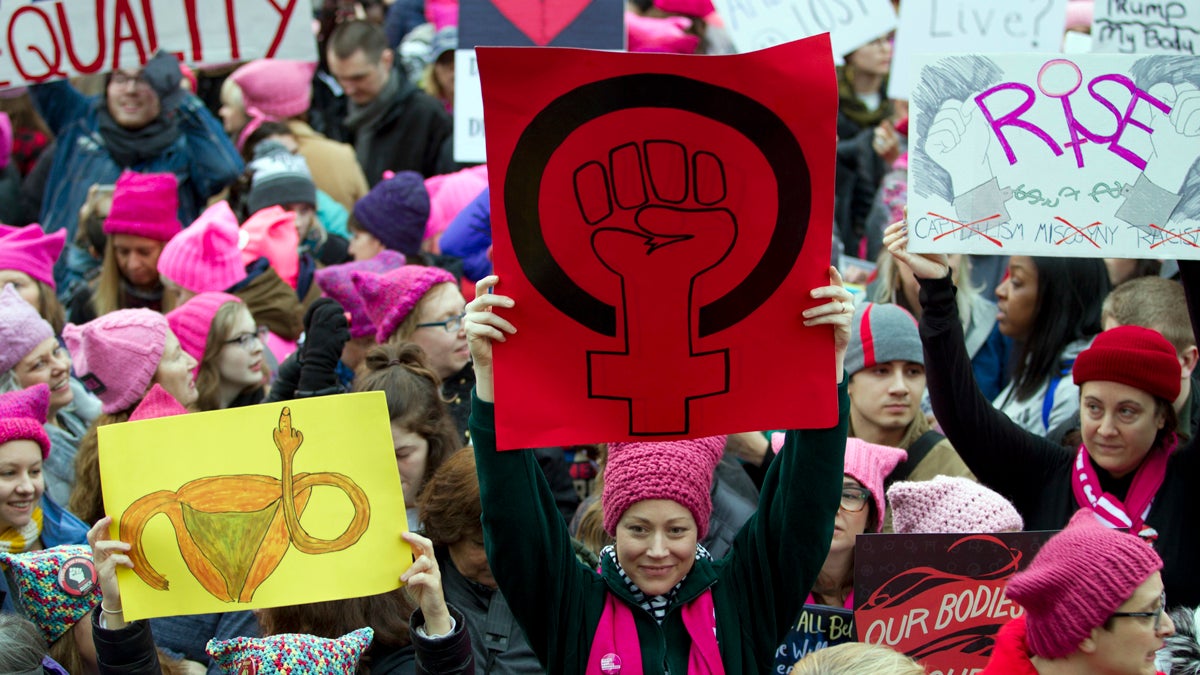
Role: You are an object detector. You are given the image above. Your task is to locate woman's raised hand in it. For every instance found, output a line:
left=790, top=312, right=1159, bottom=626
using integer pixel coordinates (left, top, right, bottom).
left=803, top=266, right=856, bottom=382
left=88, top=516, right=133, bottom=630
left=883, top=217, right=951, bottom=280
left=464, top=275, right=516, bottom=403
left=400, top=531, right=453, bottom=637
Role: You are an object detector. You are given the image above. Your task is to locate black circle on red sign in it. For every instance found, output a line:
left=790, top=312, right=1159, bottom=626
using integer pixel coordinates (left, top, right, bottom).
left=505, top=73, right=812, bottom=338
left=57, top=556, right=97, bottom=597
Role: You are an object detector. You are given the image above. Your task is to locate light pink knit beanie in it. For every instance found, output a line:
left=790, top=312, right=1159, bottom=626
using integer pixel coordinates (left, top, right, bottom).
left=843, top=438, right=907, bottom=532
left=887, top=476, right=1024, bottom=534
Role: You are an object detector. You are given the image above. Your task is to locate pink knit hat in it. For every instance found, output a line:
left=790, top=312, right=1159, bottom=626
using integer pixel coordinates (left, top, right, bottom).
left=424, top=165, right=488, bottom=243
left=157, top=201, right=247, bottom=295
left=103, top=171, right=182, bottom=242
left=0, top=383, right=51, bottom=458
left=62, top=309, right=168, bottom=414
left=1006, top=509, right=1163, bottom=659
left=351, top=266, right=455, bottom=344
left=240, top=206, right=300, bottom=289
left=314, top=251, right=406, bottom=340
left=0, top=112, right=11, bottom=171
left=627, top=12, right=701, bottom=54
left=130, top=383, right=190, bottom=422
left=166, top=292, right=244, bottom=363
left=602, top=435, right=726, bottom=539
left=229, top=59, right=317, bottom=150
left=843, top=438, right=907, bottom=532
left=0, top=284, right=55, bottom=375
left=0, top=223, right=67, bottom=288
left=654, top=0, right=715, bottom=17
left=887, top=476, right=1024, bottom=534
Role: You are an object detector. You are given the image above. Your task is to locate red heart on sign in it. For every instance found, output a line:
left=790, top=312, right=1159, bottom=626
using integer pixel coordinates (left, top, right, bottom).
left=490, top=0, right=591, bottom=46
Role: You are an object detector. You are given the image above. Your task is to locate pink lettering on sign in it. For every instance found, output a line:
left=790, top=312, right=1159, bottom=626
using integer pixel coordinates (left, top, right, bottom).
left=974, top=59, right=1173, bottom=171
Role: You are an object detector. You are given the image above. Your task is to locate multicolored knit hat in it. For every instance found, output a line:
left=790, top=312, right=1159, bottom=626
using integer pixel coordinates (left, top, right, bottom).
left=62, top=309, right=168, bottom=414
left=842, top=438, right=907, bottom=532
left=351, top=266, right=455, bottom=344
left=351, top=171, right=430, bottom=257
left=0, top=223, right=67, bottom=289
left=0, top=283, right=55, bottom=375
left=0, top=545, right=101, bottom=643
left=166, top=292, right=244, bottom=363
left=1074, top=325, right=1181, bottom=403
left=0, top=383, right=51, bottom=459
left=602, top=435, right=727, bottom=539
left=887, top=475, right=1024, bottom=534
left=313, top=251, right=406, bottom=340
left=1005, top=509, right=1163, bottom=659
left=206, top=627, right=374, bottom=674
left=130, top=383, right=190, bottom=422
left=157, top=201, right=247, bottom=295
left=103, top=171, right=182, bottom=242
left=845, top=302, right=922, bottom=377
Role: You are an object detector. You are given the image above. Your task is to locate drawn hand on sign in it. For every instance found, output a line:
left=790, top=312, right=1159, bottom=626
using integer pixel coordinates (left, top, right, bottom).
left=574, top=141, right=736, bottom=435
left=1142, top=82, right=1200, bottom=193
left=927, top=99, right=1013, bottom=231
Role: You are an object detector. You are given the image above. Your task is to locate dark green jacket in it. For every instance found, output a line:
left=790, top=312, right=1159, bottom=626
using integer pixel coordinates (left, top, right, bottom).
left=470, top=382, right=849, bottom=675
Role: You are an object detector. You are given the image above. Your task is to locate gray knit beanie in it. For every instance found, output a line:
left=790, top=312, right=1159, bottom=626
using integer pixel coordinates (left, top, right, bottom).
left=844, top=302, right=923, bottom=377
left=247, top=140, right=316, bottom=214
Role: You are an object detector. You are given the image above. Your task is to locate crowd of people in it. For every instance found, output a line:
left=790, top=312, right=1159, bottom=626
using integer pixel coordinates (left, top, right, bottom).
left=0, top=0, right=1195, bottom=674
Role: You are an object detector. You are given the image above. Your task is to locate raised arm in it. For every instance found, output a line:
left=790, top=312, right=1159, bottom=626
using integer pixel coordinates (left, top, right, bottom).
left=29, top=80, right=92, bottom=136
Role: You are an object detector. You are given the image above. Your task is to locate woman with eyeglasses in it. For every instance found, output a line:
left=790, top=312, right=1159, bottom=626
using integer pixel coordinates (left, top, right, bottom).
left=166, top=292, right=268, bottom=411
left=982, top=509, right=1173, bottom=674
left=808, top=438, right=907, bottom=610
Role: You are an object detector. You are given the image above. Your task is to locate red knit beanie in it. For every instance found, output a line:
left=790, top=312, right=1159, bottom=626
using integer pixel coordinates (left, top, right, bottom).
left=1074, top=326, right=1181, bottom=402
left=602, top=436, right=726, bottom=539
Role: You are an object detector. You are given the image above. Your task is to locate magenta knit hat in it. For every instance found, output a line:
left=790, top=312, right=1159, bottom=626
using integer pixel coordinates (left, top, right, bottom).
left=843, top=438, right=907, bottom=532
left=351, top=266, right=455, bottom=344
left=1006, top=509, right=1163, bottom=659
left=0, top=223, right=67, bottom=289
left=1074, top=325, right=1181, bottom=403
left=103, top=171, right=182, bottom=242
left=0, top=383, right=51, bottom=459
left=0, top=111, right=11, bottom=170
left=887, top=476, right=1024, bottom=534
left=314, top=251, right=406, bottom=339
left=62, top=309, right=168, bottom=414
left=602, top=435, right=727, bottom=539
left=352, top=171, right=431, bottom=257
left=424, top=165, right=487, bottom=242
left=207, top=627, right=373, bottom=674
left=229, top=59, right=318, bottom=150
left=654, top=0, right=715, bottom=17
left=627, top=11, right=701, bottom=54
left=130, top=383, right=190, bottom=422
left=166, top=292, right=244, bottom=363
left=240, top=206, right=300, bottom=289
left=158, top=201, right=247, bottom=295
left=0, top=284, right=55, bottom=375
left=0, top=545, right=101, bottom=643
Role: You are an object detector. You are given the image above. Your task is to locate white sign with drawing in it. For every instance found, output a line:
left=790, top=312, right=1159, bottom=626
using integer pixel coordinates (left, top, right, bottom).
left=907, top=54, right=1200, bottom=259
left=711, top=0, right=896, bottom=61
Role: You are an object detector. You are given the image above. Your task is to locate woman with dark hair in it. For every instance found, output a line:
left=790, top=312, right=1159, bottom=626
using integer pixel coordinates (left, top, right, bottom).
left=885, top=220, right=1200, bottom=608
left=353, top=342, right=461, bottom=530
left=991, top=255, right=1111, bottom=435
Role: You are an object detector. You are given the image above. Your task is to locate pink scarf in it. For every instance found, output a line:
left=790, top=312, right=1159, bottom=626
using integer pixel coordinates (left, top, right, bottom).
left=1071, top=438, right=1173, bottom=541
left=586, top=590, right=724, bottom=675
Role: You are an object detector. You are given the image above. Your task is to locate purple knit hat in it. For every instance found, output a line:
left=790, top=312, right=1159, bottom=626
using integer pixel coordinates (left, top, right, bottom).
left=351, top=171, right=431, bottom=257
left=166, top=292, right=245, bottom=363
left=130, top=383, right=190, bottom=422
left=314, top=251, right=406, bottom=339
left=0, top=223, right=67, bottom=289
left=1006, top=509, right=1163, bottom=658
left=351, top=266, right=455, bottom=344
left=0, top=545, right=101, bottom=643
left=887, top=476, right=1024, bottom=534
left=843, top=438, right=907, bottom=532
left=0, top=284, right=55, bottom=375
left=207, top=627, right=374, bottom=674
left=0, top=383, right=51, bottom=459
left=157, top=201, right=247, bottom=295
left=62, top=309, right=169, bottom=414
left=602, top=435, right=727, bottom=539
left=103, top=171, right=182, bottom=242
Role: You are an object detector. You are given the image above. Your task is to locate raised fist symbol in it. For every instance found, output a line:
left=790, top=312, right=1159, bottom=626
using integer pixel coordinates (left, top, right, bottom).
left=574, top=141, right=736, bottom=435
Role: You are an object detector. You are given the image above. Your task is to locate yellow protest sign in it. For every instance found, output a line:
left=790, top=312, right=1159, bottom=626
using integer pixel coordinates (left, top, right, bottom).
left=98, top=391, right=407, bottom=621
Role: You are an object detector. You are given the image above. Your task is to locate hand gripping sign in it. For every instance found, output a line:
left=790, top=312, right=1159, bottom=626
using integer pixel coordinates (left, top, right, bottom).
left=478, top=36, right=839, bottom=448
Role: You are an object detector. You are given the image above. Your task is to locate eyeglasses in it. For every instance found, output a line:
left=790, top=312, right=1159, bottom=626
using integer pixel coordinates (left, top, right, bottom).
left=110, top=72, right=150, bottom=90
left=224, top=326, right=269, bottom=350
left=1110, top=592, right=1168, bottom=632
left=416, top=312, right=465, bottom=334
left=840, top=486, right=872, bottom=513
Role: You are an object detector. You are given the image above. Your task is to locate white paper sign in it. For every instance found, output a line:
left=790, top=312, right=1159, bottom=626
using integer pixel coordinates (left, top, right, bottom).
left=0, top=0, right=316, bottom=89
left=1093, top=1, right=1198, bottom=55
left=711, top=0, right=896, bottom=60
left=888, top=0, right=1068, bottom=99
left=907, top=53, right=1200, bottom=259
left=453, top=49, right=486, bottom=164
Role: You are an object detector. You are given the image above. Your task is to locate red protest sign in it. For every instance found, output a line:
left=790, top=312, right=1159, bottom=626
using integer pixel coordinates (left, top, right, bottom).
left=478, top=36, right=838, bottom=449
left=854, top=532, right=1054, bottom=673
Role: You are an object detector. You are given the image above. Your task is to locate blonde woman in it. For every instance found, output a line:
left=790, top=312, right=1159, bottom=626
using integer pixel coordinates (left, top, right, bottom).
left=791, top=643, right=924, bottom=675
